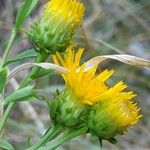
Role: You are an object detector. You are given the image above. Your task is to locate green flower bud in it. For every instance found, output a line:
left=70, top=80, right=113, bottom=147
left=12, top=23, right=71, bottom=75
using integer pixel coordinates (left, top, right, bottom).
left=29, top=0, right=85, bottom=54
left=50, top=90, right=87, bottom=128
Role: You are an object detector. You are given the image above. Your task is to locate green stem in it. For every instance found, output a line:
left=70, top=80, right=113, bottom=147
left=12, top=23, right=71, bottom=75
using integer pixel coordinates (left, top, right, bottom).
left=0, top=53, right=49, bottom=135
left=45, top=126, right=88, bottom=150
left=1, top=28, right=16, bottom=68
left=26, top=125, right=62, bottom=150
left=42, top=125, right=62, bottom=145
left=0, top=103, right=14, bottom=136
left=0, top=28, right=16, bottom=135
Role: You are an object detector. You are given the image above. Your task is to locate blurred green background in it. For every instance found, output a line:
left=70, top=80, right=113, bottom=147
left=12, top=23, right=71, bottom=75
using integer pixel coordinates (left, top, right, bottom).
left=0, top=0, right=150, bottom=149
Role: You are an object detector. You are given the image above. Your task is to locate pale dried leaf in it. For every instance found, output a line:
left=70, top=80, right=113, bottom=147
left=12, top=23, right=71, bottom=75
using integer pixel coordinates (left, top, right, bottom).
left=35, top=63, right=69, bottom=73
left=8, top=63, right=69, bottom=81
left=84, top=54, right=150, bottom=71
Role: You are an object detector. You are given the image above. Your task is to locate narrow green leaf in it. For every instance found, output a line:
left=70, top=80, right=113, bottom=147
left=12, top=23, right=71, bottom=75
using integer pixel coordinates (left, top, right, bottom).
left=49, top=100, right=58, bottom=120
left=31, top=69, right=53, bottom=79
left=4, top=49, right=37, bottom=66
left=4, top=86, right=37, bottom=105
left=0, top=68, right=7, bottom=93
left=0, top=140, right=14, bottom=150
left=15, top=0, right=38, bottom=31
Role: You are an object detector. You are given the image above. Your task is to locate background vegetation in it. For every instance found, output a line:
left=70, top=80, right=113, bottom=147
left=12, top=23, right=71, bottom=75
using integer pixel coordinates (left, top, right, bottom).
left=0, top=0, right=149, bottom=149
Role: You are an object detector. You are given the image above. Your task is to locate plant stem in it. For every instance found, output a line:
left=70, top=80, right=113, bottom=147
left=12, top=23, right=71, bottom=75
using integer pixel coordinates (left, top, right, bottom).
left=26, top=125, right=62, bottom=150
left=1, top=28, right=16, bottom=68
left=0, top=103, right=14, bottom=136
left=0, top=53, right=49, bottom=135
left=0, top=28, right=16, bottom=135
left=45, top=126, right=88, bottom=150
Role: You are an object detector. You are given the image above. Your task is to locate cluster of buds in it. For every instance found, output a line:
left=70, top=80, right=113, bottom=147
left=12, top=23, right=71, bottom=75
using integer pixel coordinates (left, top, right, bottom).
left=29, top=0, right=141, bottom=144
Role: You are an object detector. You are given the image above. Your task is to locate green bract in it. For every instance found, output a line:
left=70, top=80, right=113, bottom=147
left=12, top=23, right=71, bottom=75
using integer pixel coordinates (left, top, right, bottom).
left=87, top=103, right=120, bottom=140
left=30, top=16, right=73, bottom=54
left=50, top=90, right=88, bottom=128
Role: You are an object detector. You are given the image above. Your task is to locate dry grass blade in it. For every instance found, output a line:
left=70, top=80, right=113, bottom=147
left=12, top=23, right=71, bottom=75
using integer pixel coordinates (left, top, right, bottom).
left=84, top=54, right=150, bottom=71
left=8, top=63, right=69, bottom=81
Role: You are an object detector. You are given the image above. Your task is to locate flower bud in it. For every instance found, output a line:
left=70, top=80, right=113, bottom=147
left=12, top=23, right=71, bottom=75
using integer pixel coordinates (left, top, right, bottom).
left=50, top=90, right=87, bottom=128
left=29, top=0, right=85, bottom=54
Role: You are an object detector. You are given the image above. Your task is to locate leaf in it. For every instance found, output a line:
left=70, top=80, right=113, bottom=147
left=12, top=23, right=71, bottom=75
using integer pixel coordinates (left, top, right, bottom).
left=4, top=49, right=37, bottom=66
left=49, top=100, right=58, bottom=119
left=4, top=86, right=37, bottom=105
left=0, top=140, right=14, bottom=150
left=0, top=68, right=7, bottom=93
left=15, top=0, right=38, bottom=31
left=7, top=63, right=69, bottom=81
left=84, top=54, right=150, bottom=71
left=31, top=69, right=53, bottom=79
left=36, top=63, right=69, bottom=73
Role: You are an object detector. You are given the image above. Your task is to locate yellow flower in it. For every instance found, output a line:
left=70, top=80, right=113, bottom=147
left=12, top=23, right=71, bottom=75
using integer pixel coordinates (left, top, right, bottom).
left=30, top=0, right=85, bottom=54
left=53, top=47, right=114, bottom=105
left=44, top=0, right=84, bottom=27
left=53, top=47, right=141, bottom=135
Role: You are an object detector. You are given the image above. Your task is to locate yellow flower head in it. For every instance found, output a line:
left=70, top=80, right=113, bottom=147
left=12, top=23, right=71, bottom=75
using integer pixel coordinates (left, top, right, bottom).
left=53, top=47, right=141, bottom=136
left=44, top=0, right=85, bottom=27
left=53, top=47, right=114, bottom=105
left=30, top=0, right=85, bottom=54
